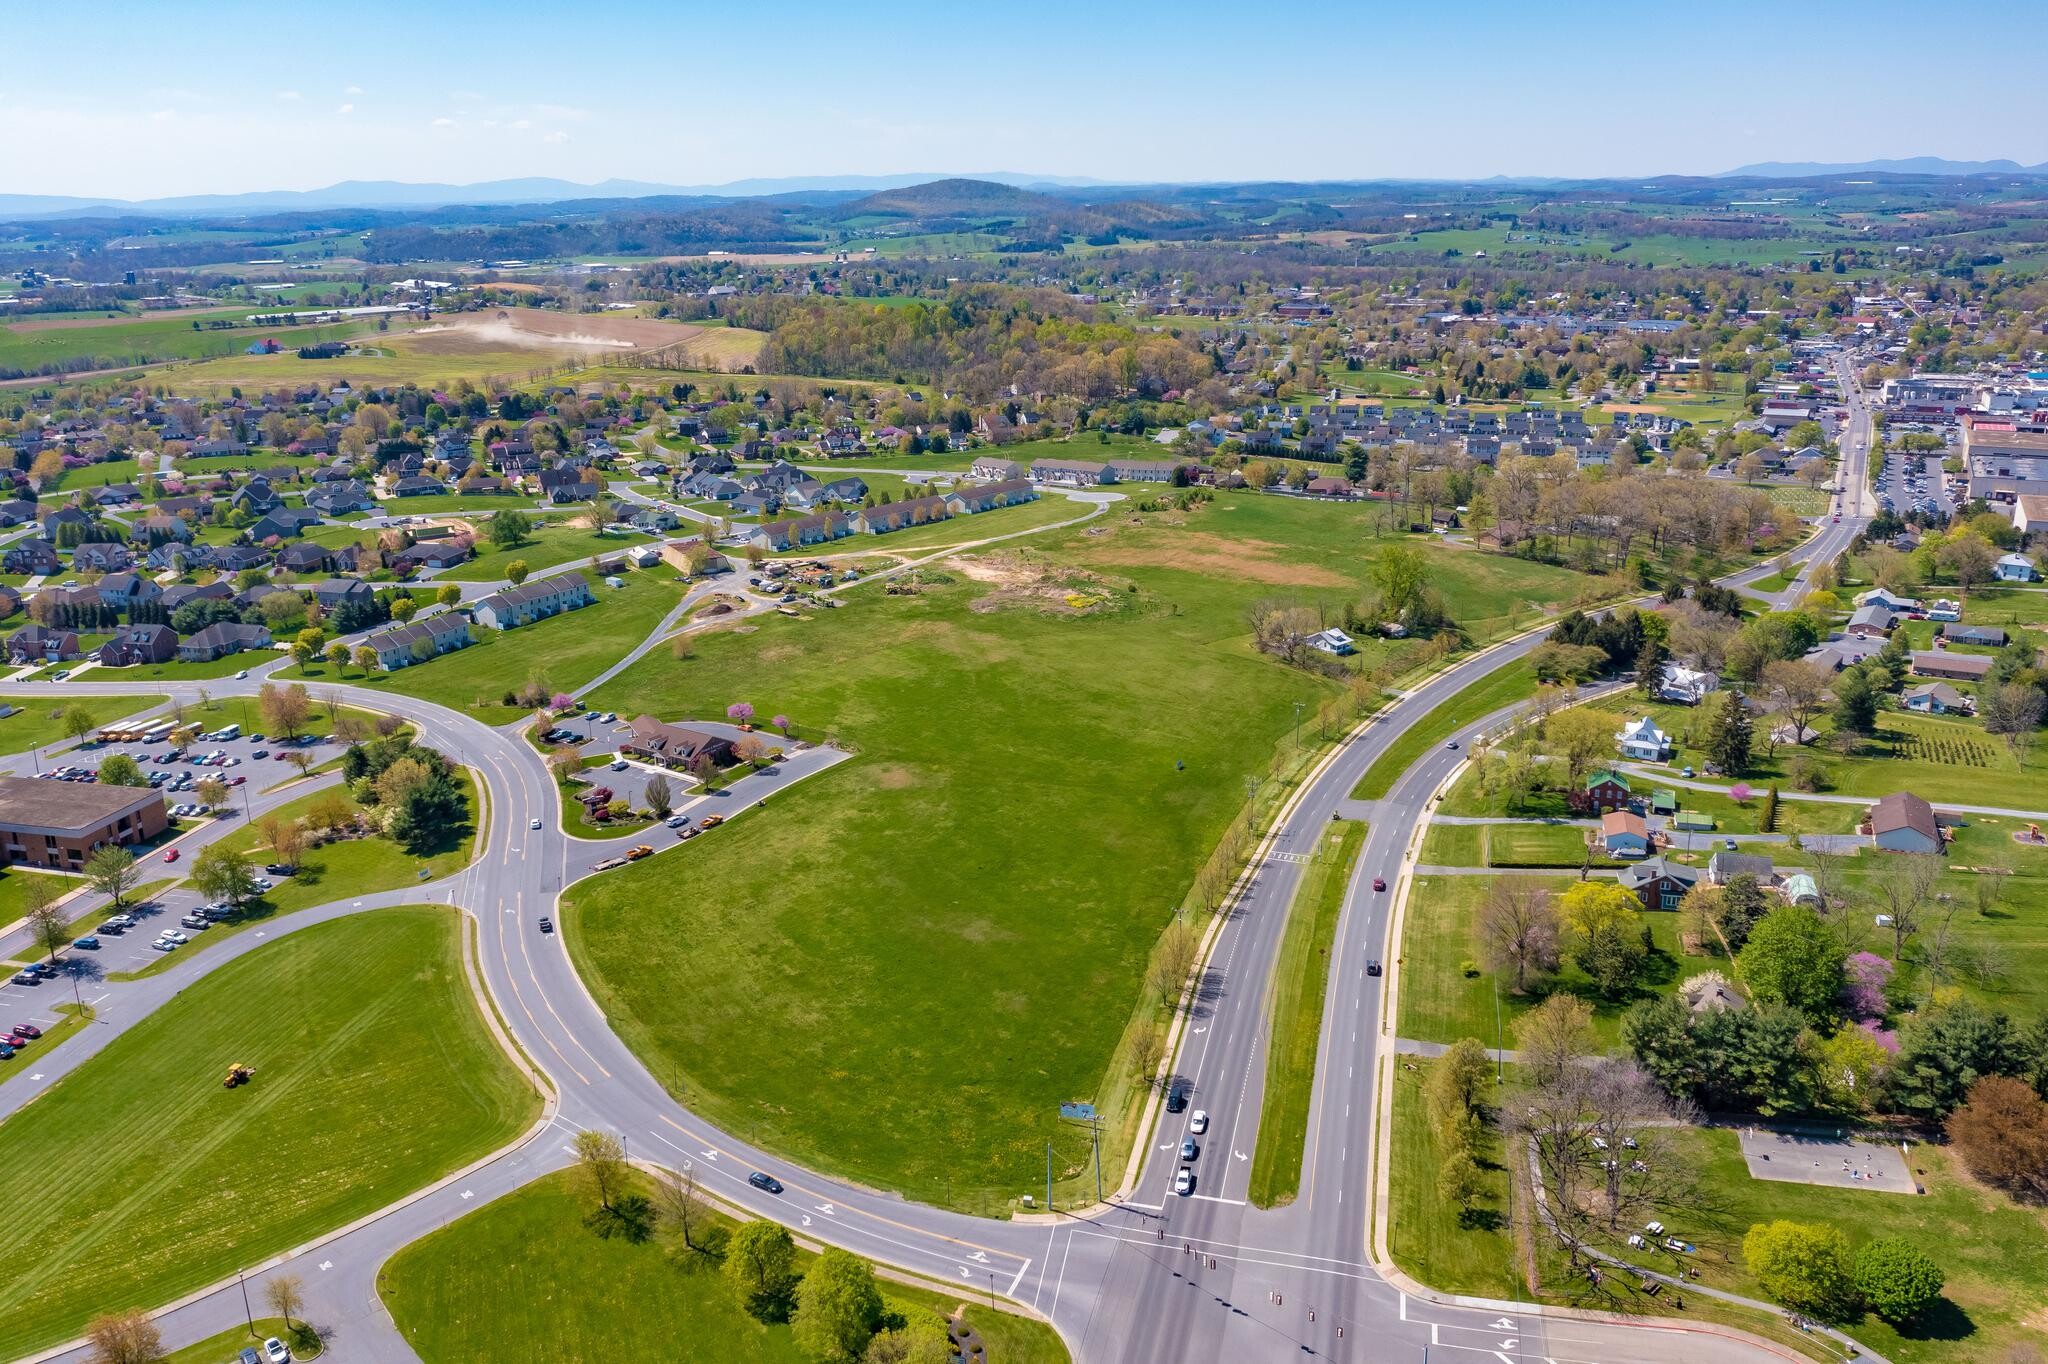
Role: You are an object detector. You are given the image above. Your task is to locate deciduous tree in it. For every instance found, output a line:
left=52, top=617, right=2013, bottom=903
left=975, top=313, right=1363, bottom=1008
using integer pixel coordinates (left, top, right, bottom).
left=724, top=1219, right=797, bottom=1320
left=791, top=1247, right=885, bottom=1363
left=1478, top=880, right=1559, bottom=994
left=1743, top=1220, right=1856, bottom=1321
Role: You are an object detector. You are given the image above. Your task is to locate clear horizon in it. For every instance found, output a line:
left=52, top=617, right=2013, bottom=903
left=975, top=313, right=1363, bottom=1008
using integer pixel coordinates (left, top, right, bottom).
left=3, top=0, right=2044, bottom=200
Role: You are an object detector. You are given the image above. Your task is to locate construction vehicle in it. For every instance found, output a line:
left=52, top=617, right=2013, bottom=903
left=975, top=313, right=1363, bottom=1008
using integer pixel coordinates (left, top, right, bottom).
left=223, top=1063, right=255, bottom=1089
left=626, top=845, right=654, bottom=861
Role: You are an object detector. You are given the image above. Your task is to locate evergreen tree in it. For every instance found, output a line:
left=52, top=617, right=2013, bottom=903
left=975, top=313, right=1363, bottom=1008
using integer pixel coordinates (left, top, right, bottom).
left=1634, top=637, right=1670, bottom=698
left=1706, top=691, right=1753, bottom=775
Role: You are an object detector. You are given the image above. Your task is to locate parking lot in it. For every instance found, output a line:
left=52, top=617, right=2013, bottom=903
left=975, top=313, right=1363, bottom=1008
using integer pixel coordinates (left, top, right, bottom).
left=1873, top=446, right=1956, bottom=522
left=5, top=727, right=342, bottom=813
left=537, top=712, right=789, bottom=835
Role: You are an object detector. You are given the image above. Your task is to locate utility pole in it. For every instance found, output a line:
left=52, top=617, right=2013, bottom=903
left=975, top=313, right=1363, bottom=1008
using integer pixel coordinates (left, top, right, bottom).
left=1046, top=1141, right=1052, bottom=1216
left=237, top=1268, right=254, bottom=1334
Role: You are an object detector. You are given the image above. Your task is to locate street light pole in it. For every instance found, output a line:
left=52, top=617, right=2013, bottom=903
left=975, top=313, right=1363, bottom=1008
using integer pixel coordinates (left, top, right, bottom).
left=237, top=1268, right=255, bottom=1334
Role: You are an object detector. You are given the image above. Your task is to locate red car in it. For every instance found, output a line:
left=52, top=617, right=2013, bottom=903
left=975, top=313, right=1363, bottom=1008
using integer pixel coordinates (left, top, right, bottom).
left=1373, top=877, right=1387, bottom=892
left=227, top=776, right=246, bottom=787
left=162, top=849, right=180, bottom=863
left=10, top=1024, right=41, bottom=1040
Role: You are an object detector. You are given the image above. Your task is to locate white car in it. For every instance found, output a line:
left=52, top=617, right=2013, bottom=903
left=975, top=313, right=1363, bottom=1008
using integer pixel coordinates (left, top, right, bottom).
left=1174, top=1166, right=1194, bottom=1197
left=1189, top=1110, right=1208, bottom=1135
left=235, top=670, right=249, bottom=680
left=159, top=928, right=189, bottom=943
left=151, top=938, right=179, bottom=952
left=530, top=817, right=542, bottom=830
left=263, top=1338, right=290, bottom=1364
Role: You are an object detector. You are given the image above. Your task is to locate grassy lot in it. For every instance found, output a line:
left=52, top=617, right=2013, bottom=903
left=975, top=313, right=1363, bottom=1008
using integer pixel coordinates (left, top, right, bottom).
left=1249, top=819, right=1365, bottom=1208
left=1398, top=874, right=1690, bottom=1048
left=0, top=908, right=536, bottom=1358
left=443, top=525, right=657, bottom=582
left=797, top=495, right=1084, bottom=557
left=1435, top=758, right=1863, bottom=838
left=1419, top=821, right=1487, bottom=866
left=1484, top=821, right=1615, bottom=868
left=281, top=572, right=682, bottom=720
left=1388, top=1058, right=1522, bottom=1299
left=91, top=650, right=286, bottom=683
left=0, top=313, right=356, bottom=376
left=1754, top=483, right=1831, bottom=517
left=0, top=693, right=168, bottom=754
left=1353, top=662, right=1538, bottom=799
left=380, top=1169, right=1068, bottom=1364
left=0, top=866, right=74, bottom=929
left=109, top=772, right=477, bottom=980
left=1644, top=1126, right=2048, bottom=1364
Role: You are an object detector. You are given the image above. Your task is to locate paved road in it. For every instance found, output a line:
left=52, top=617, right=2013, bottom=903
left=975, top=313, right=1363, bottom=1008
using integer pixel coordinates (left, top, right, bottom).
left=0, top=445, right=1878, bottom=1363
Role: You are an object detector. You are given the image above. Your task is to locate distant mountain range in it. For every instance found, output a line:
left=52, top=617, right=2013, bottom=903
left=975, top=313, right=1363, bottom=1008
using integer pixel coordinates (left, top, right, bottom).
left=0, top=173, right=1113, bottom=220
left=1721, top=156, right=2048, bottom=178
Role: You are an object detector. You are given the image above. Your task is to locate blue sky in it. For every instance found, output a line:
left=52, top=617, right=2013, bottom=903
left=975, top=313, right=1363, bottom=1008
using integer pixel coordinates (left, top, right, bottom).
left=7, top=0, right=2047, bottom=199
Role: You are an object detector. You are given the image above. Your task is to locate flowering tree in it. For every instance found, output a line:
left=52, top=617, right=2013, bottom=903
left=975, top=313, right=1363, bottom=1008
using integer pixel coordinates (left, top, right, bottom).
left=1841, top=952, right=1893, bottom=1021
left=772, top=714, right=792, bottom=736
left=551, top=692, right=576, bottom=713
left=727, top=702, right=755, bottom=727
left=1856, top=1019, right=1900, bottom=1053
left=1730, top=782, right=1753, bottom=803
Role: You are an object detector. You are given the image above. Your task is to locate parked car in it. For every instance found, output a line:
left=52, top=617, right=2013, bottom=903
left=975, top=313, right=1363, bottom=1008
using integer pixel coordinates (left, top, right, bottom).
left=72, top=935, right=100, bottom=950
left=10, top=969, right=37, bottom=986
left=11, top=1024, right=42, bottom=1040
left=251, top=750, right=268, bottom=760
left=263, top=1338, right=290, bottom=1364
left=748, top=1171, right=784, bottom=1195
left=151, top=938, right=178, bottom=952
left=159, top=928, right=189, bottom=943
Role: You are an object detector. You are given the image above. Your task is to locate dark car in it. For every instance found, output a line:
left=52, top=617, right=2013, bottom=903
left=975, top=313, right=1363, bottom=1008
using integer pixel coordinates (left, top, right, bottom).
left=1373, top=877, right=1386, bottom=892
left=251, top=750, right=268, bottom=760
left=748, top=1171, right=784, bottom=1195
left=539, top=917, right=554, bottom=934
left=11, top=1024, right=41, bottom=1040
left=1367, top=960, right=1382, bottom=977
left=1165, top=1084, right=1188, bottom=1114
left=71, top=935, right=100, bottom=950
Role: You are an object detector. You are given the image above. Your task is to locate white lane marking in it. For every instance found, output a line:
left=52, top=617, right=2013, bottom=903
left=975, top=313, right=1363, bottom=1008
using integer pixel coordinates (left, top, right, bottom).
left=460, top=1190, right=474, bottom=1200
left=1188, top=1193, right=1247, bottom=1206
left=318, top=1260, right=333, bottom=1271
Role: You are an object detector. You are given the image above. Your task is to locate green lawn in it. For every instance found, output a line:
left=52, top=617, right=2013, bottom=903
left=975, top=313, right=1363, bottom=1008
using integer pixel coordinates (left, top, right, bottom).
left=1398, top=874, right=1691, bottom=1048
left=0, top=313, right=357, bottom=376
left=444, top=525, right=659, bottom=582
left=281, top=572, right=684, bottom=720
left=1388, top=1059, right=1521, bottom=1299
left=0, top=693, right=168, bottom=755
left=110, top=772, right=477, bottom=980
left=91, top=650, right=285, bottom=683
left=0, top=909, right=536, bottom=1358
left=1248, top=820, right=1365, bottom=1208
left=1353, top=662, right=1538, bottom=800
left=380, top=1169, right=1069, bottom=1364
left=0, top=866, right=74, bottom=931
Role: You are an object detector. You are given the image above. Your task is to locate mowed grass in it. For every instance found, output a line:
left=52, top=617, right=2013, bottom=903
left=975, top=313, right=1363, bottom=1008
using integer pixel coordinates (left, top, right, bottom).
left=1398, top=874, right=1688, bottom=1049
left=0, top=693, right=168, bottom=755
left=0, top=313, right=357, bottom=376
left=282, top=572, right=683, bottom=719
left=112, top=773, right=478, bottom=980
left=444, top=525, right=658, bottom=582
left=379, top=1169, right=1069, bottom=1364
left=0, top=908, right=537, bottom=1357
left=1388, top=1059, right=1521, bottom=1299
left=1248, top=819, right=1365, bottom=1208
left=1352, top=662, right=1537, bottom=800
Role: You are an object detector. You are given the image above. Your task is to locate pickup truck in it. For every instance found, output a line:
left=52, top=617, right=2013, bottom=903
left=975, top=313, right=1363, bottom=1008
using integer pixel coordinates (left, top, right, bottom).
left=626, top=845, right=655, bottom=861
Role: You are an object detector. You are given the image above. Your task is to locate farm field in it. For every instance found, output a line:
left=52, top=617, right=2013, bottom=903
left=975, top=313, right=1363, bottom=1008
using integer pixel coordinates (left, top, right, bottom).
left=0, top=908, right=536, bottom=1358
left=0, top=312, right=357, bottom=378
left=379, top=1169, right=1069, bottom=1364
left=564, top=497, right=1599, bottom=1209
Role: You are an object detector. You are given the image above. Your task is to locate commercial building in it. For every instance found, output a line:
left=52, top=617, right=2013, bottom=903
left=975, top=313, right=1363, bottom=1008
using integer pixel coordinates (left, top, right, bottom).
left=0, top=776, right=168, bottom=868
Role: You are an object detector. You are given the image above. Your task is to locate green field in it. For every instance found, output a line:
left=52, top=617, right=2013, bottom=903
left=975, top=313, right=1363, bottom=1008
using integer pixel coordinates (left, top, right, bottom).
left=1387, top=1059, right=1522, bottom=1299
left=1248, top=819, right=1365, bottom=1208
left=0, top=909, right=536, bottom=1357
left=283, top=571, right=683, bottom=719
left=1397, top=874, right=1688, bottom=1048
left=0, top=313, right=358, bottom=377
left=444, top=525, right=659, bottom=582
left=380, top=1168, right=1067, bottom=1364
left=0, top=694, right=167, bottom=755
left=791, top=493, right=1083, bottom=557
left=563, top=495, right=1605, bottom=1209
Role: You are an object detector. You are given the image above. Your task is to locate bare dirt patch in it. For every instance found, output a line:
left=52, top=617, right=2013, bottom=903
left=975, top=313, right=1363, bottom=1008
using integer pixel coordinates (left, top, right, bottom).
left=403, top=308, right=716, bottom=356
left=873, top=764, right=917, bottom=789
left=1074, top=531, right=1350, bottom=588
left=956, top=550, right=1125, bottom=616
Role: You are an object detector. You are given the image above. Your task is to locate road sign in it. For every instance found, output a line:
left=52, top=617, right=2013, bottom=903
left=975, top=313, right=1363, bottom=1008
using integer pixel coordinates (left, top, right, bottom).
left=1059, top=1102, right=1096, bottom=1121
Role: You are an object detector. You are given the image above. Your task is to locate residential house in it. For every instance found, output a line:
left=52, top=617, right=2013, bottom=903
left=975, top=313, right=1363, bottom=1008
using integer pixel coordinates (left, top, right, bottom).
left=1910, top=651, right=1994, bottom=682
left=630, top=505, right=680, bottom=533
left=395, top=540, right=472, bottom=572
left=386, top=474, right=446, bottom=499
left=1941, top=623, right=2007, bottom=648
left=620, top=714, right=736, bottom=770
left=1925, top=598, right=1962, bottom=622
left=1105, top=458, right=1181, bottom=483
left=1305, top=476, right=1357, bottom=498
left=1615, top=716, right=1673, bottom=762
left=1844, top=604, right=1896, bottom=639
left=537, top=468, right=600, bottom=503
left=1868, top=791, right=1943, bottom=854
left=275, top=543, right=334, bottom=575
left=944, top=479, right=1039, bottom=516
left=6, top=625, right=79, bottom=664
left=1029, top=458, right=1112, bottom=487
left=177, top=621, right=272, bottom=662
left=249, top=507, right=323, bottom=541
left=470, top=575, right=596, bottom=631
left=854, top=495, right=951, bottom=536
left=2, top=541, right=59, bottom=576
left=210, top=545, right=272, bottom=574
left=1602, top=811, right=1651, bottom=859
left=363, top=613, right=472, bottom=670
left=1574, top=769, right=1633, bottom=815
left=1857, top=587, right=1919, bottom=613
left=1706, top=851, right=1774, bottom=886
left=71, top=542, right=132, bottom=574
left=1997, top=553, right=2038, bottom=582
left=95, top=572, right=161, bottom=611
left=969, top=456, right=1023, bottom=482
left=745, top=511, right=853, bottom=553
left=305, top=481, right=374, bottom=516
left=313, top=578, right=375, bottom=611
left=1903, top=681, right=1972, bottom=715
left=97, top=623, right=177, bottom=667
left=1307, top=627, right=1356, bottom=656
left=1655, top=663, right=1718, bottom=705
left=1619, top=857, right=1700, bottom=911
